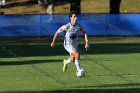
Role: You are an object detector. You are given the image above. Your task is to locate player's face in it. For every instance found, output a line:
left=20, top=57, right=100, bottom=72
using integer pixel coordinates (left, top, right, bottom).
left=70, top=13, right=77, bottom=25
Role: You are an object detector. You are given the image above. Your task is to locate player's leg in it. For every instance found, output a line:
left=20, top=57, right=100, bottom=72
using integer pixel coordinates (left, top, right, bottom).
left=63, top=53, right=75, bottom=72
left=63, top=47, right=73, bottom=72
left=63, top=58, right=70, bottom=72
left=71, top=50, right=81, bottom=70
left=70, top=53, right=75, bottom=62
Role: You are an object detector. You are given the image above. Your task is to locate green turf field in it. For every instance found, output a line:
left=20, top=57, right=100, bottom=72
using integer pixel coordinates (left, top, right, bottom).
left=0, top=37, right=140, bottom=93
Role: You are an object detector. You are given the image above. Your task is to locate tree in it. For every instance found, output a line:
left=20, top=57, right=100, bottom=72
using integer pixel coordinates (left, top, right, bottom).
left=110, top=0, right=121, bottom=14
left=70, top=0, right=81, bottom=14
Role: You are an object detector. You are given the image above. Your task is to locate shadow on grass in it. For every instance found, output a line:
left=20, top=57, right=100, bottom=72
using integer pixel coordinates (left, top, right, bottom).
left=0, top=42, right=140, bottom=58
left=85, top=43, right=140, bottom=55
left=0, top=59, right=61, bottom=66
left=2, top=88, right=140, bottom=93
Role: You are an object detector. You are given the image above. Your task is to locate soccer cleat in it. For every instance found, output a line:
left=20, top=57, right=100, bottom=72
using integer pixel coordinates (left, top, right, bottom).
left=63, top=59, right=67, bottom=72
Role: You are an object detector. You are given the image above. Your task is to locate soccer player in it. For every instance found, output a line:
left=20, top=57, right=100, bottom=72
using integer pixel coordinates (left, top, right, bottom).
left=51, top=11, right=89, bottom=72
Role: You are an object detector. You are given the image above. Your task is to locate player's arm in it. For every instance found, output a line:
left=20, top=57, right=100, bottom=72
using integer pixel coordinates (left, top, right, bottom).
left=80, top=29, right=89, bottom=50
left=51, top=31, right=59, bottom=47
left=51, top=26, right=66, bottom=48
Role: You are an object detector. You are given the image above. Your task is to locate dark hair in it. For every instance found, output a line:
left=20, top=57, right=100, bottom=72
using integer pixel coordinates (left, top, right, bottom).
left=69, top=11, right=78, bottom=18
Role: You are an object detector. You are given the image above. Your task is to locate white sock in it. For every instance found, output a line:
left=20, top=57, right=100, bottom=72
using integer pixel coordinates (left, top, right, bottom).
left=65, top=58, right=71, bottom=65
left=75, top=60, right=81, bottom=70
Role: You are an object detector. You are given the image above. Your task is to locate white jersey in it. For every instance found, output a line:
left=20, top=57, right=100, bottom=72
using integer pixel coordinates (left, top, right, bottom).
left=57, top=22, right=83, bottom=53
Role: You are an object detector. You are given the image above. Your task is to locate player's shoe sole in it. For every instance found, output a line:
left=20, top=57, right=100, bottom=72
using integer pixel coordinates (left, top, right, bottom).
left=63, top=59, right=67, bottom=72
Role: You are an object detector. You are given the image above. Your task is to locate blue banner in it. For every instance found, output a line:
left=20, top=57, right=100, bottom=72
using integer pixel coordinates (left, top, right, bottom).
left=0, top=14, right=140, bottom=37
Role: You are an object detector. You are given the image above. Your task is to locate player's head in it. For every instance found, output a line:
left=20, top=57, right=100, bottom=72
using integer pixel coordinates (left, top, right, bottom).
left=69, top=11, right=78, bottom=25
left=69, top=11, right=78, bottom=18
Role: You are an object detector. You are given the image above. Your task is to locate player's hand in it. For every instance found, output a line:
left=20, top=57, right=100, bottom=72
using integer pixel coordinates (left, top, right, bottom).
left=51, top=42, right=55, bottom=48
left=85, top=43, right=89, bottom=51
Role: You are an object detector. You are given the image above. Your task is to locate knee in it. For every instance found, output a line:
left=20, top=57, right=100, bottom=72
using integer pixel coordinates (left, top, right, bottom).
left=71, top=51, right=80, bottom=61
left=71, top=54, right=75, bottom=62
left=71, top=58, right=75, bottom=62
left=75, top=52, right=79, bottom=58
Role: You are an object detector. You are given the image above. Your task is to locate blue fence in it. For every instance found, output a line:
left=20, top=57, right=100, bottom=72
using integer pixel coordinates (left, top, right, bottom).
left=0, top=14, right=140, bottom=37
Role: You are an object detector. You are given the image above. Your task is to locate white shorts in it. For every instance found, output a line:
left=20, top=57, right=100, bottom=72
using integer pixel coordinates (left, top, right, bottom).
left=64, top=45, right=78, bottom=55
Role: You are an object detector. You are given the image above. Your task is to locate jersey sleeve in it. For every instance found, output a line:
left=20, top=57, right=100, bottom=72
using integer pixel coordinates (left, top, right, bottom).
left=57, top=23, right=70, bottom=33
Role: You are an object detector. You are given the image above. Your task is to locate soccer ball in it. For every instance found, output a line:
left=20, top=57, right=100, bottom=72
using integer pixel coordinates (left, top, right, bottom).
left=76, top=68, right=85, bottom=77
